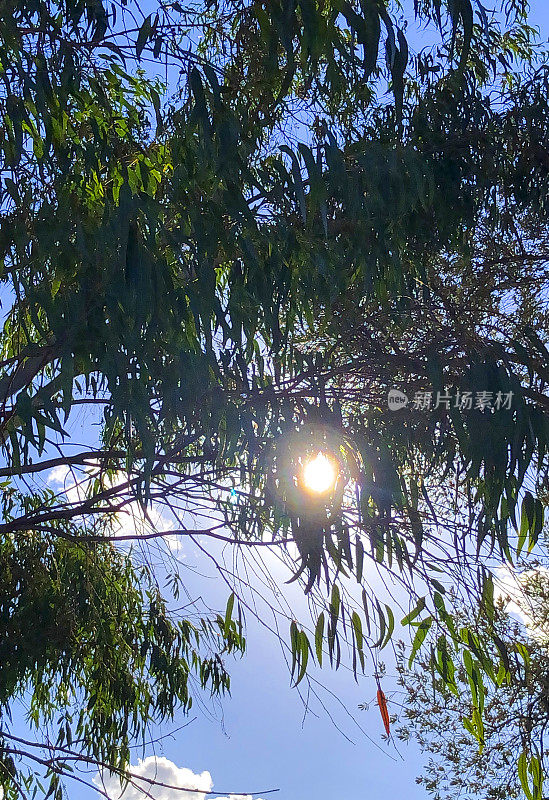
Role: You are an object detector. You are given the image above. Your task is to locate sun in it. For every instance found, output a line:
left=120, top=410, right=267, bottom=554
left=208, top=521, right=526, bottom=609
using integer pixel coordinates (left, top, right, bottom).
left=301, top=451, right=337, bottom=495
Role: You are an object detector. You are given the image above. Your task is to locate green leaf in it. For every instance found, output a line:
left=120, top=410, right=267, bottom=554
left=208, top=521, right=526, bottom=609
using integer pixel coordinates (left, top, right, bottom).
left=280, top=145, right=307, bottom=223
left=518, top=492, right=534, bottom=556
left=224, top=592, right=235, bottom=637
left=373, top=599, right=386, bottom=648
left=458, top=0, right=474, bottom=69
left=315, top=612, right=325, bottom=666
left=481, top=571, right=495, bottom=621
left=355, top=536, right=364, bottom=583
left=136, top=15, right=154, bottom=59
left=296, top=630, right=310, bottom=685
left=351, top=610, right=363, bottom=653
left=380, top=604, right=394, bottom=649
left=518, top=751, right=534, bottom=800
left=530, top=499, right=544, bottom=553
left=530, top=754, right=544, bottom=800
left=408, top=617, right=433, bottom=667
left=401, top=596, right=426, bottom=626
left=330, top=583, right=341, bottom=629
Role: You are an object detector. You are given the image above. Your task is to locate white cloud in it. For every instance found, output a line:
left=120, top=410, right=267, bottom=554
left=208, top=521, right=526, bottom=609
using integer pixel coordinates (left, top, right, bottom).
left=48, top=465, right=182, bottom=550
left=94, top=757, right=261, bottom=800
left=48, top=463, right=73, bottom=487
left=48, top=463, right=88, bottom=505
left=494, top=566, right=549, bottom=644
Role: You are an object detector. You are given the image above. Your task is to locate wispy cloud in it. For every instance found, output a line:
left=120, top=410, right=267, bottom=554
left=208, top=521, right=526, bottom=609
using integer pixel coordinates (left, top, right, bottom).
left=48, top=464, right=182, bottom=550
left=494, top=566, right=549, bottom=644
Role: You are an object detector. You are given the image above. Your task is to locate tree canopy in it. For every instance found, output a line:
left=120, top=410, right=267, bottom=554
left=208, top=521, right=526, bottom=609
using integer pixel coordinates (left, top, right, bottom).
left=395, top=564, right=549, bottom=800
left=1, top=0, right=549, bottom=797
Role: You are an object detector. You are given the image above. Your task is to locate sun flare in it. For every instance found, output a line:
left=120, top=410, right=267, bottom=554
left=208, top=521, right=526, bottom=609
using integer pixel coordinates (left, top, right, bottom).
left=302, top=452, right=337, bottom=495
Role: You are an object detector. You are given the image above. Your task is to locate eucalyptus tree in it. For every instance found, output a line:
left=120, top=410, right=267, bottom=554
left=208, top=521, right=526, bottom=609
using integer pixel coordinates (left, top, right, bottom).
left=1, top=0, right=549, bottom=797
left=395, top=567, right=549, bottom=800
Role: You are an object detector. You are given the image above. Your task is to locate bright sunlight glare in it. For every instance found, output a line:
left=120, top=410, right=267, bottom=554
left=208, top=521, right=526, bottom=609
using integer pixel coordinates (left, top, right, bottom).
left=302, top=452, right=337, bottom=495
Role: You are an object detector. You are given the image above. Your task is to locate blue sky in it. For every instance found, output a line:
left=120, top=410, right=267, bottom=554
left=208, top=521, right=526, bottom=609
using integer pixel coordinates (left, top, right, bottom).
left=526, top=1, right=549, bottom=39
left=5, top=3, right=549, bottom=799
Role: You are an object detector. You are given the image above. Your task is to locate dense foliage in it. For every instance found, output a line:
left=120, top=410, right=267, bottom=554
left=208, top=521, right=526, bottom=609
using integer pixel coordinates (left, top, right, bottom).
left=1, top=0, right=549, bottom=797
left=396, top=567, right=549, bottom=800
